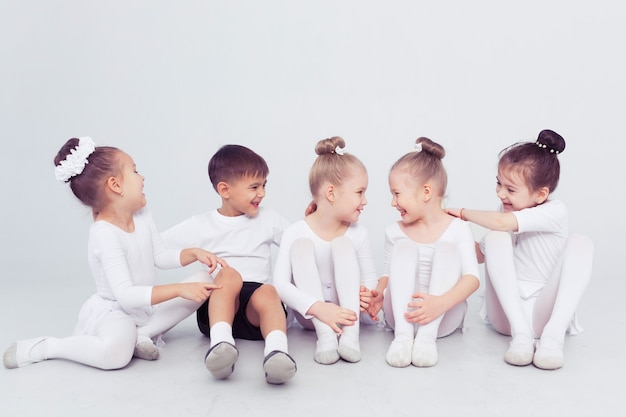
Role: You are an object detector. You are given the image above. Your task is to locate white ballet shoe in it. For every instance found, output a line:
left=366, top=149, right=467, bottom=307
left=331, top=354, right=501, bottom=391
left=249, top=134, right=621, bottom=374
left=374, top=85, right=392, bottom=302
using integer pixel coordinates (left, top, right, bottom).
left=263, top=350, right=297, bottom=384
left=504, top=336, right=535, bottom=366
left=411, top=339, right=438, bottom=367
left=133, top=337, right=160, bottom=361
left=205, top=342, right=239, bottom=379
left=3, top=337, right=48, bottom=369
left=314, top=332, right=339, bottom=365
left=385, top=339, right=412, bottom=368
left=338, top=332, right=361, bottom=363
left=533, top=341, right=564, bottom=370
left=314, top=345, right=339, bottom=365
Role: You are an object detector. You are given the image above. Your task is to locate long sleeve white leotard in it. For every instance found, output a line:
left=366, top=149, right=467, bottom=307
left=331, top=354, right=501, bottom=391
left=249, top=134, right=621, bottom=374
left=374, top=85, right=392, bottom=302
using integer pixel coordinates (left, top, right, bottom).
left=273, top=220, right=378, bottom=318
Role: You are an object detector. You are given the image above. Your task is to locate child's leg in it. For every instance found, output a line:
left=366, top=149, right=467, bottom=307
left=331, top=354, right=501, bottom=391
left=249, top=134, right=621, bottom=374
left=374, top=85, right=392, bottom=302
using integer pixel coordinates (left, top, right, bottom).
left=204, top=267, right=242, bottom=380
left=245, top=284, right=296, bottom=384
left=412, top=241, right=462, bottom=367
left=331, top=236, right=362, bottom=363
left=385, top=239, right=418, bottom=367
left=208, top=267, right=243, bottom=347
left=290, top=238, right=339, bottom=365
left=135, top=270, right=214, bottom=360
left=483, top=231, right=535, bottom=366
left=4, top=313, right=136, bottom=370
left=532, top=234, right=593, bottom=369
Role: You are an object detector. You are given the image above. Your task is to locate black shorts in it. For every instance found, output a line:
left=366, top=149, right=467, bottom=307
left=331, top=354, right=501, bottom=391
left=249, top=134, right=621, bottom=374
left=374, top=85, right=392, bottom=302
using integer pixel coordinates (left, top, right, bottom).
left=196, top=281, right=286, bottom=341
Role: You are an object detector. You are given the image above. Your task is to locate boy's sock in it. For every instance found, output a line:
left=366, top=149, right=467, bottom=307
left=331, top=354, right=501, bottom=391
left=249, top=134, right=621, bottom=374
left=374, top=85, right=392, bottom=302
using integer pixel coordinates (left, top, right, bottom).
left=263, top=330, right=288, bottom=357
left=209, top=321, right=235, bottom=348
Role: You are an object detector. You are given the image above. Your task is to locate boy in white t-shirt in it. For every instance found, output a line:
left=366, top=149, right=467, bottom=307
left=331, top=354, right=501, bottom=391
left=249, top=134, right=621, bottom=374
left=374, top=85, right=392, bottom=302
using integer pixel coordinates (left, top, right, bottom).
left=163, top=144, right=296, bottom=385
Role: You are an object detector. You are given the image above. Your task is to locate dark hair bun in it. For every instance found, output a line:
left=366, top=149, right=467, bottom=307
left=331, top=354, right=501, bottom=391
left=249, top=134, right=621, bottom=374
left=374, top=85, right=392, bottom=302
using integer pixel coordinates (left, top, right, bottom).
left=537, top=129, right=566, bottom=155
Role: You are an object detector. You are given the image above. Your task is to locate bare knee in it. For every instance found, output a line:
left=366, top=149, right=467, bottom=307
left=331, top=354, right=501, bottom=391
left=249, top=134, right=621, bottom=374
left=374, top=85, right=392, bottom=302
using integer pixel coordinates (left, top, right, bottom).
left=250, top=284, right=281, bottom=308
left=214, top=267, right=243, bottom=292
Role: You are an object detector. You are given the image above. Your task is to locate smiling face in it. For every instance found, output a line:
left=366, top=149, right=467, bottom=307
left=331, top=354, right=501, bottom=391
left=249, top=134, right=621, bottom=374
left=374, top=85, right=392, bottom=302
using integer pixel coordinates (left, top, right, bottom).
left=495, top=167, right=548, bottom=212
left=218, top=174, right=267, bottom=217
left=331, top=168, right=368, bottom=224
left=117, top=152, right=146, bottom=211
left=388, top=168, right=424, bottom=224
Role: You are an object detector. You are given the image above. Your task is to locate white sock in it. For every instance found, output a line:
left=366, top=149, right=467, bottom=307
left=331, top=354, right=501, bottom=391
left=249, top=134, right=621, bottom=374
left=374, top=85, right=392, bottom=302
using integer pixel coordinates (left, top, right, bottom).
left=209, top=321, right=235, bottom=348
left=264, top=330, right=288, bottom=357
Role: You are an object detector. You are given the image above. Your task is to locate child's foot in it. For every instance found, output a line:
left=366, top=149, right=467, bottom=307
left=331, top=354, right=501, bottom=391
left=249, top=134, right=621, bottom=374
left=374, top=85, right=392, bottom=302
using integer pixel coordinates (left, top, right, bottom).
left=504, top=336, right=535, bottom=366
left=533, top=340, right=564, bottom=370
left=411, top=339, right=438, bottom=367
left=3, top=337, right=47, bottom=369
left=338, top=333, right=361, bottom=363
left=205, top=342, right=239, bottom=379
left=314, top=334, right=339, bottom=365
left=133, top=336, right=159, bottom=361
left=385, top=339, right=412, bottom=368
left=263, top=350, right=297, bottom=384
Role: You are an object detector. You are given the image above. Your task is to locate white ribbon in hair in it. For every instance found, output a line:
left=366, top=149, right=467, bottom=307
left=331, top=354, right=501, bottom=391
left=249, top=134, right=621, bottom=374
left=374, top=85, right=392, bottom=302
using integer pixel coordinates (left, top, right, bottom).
left=54, top=137, right=96, bottom=182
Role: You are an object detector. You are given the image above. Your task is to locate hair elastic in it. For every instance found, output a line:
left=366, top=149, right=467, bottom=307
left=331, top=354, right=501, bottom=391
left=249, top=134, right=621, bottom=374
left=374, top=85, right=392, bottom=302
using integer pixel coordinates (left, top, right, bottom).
left=55, top=137, right=96, bottom=182
left=333, top=146, right=346, bottom=155
left=414, top=142, right=423, bottom=152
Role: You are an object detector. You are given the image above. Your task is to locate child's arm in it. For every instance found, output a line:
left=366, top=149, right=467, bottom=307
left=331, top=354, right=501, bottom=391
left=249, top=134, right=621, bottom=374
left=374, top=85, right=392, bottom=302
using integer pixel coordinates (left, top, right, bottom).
left=445, top=208, right=519, bottom=232
left=405, top=274, right=479, bottom=325
left=150, top=281, right=221, bottom=305
left=179, top=248, right=228, bottom=273
left=306, top=301, right=358, bottom=333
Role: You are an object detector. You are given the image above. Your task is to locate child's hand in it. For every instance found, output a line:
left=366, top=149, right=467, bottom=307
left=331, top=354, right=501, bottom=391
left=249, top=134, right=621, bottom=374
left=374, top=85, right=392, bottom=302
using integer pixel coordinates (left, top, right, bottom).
left=179, top=282, right=221, bottom=303
left=307, top=301, right=357, bottom=334
left=359, top=285, right=383, bottom=321
left=194, top=249, right=229, bottom=273
left=404, top=292, right=445, bottom=325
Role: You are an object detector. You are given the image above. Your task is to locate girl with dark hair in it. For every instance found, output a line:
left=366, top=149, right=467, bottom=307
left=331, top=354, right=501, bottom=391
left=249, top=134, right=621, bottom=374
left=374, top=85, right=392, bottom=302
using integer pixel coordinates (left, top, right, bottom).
left=447, top=129, right=593, bottom=370
left=3, top=137, right=227, bottom=370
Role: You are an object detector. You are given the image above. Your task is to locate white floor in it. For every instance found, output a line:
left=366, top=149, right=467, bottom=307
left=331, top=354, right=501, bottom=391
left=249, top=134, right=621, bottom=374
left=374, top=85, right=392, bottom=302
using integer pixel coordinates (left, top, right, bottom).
left=1, top=268, right=623, bottom=417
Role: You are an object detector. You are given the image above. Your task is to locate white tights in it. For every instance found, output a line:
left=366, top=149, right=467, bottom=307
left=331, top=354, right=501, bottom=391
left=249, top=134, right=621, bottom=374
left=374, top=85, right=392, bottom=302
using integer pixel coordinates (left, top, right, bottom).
left=40, top=270, right=211, bottom=370
left=483, top=232, right=593, bottom=346
left=289, top=237, right=361, bottom=356
left=383, top=239, right=466, bottom=343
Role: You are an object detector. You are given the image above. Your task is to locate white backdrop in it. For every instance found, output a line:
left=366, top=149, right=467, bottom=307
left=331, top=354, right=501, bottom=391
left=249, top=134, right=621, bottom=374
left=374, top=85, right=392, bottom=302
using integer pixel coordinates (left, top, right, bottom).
left=1, top=1, right=622, bottom=288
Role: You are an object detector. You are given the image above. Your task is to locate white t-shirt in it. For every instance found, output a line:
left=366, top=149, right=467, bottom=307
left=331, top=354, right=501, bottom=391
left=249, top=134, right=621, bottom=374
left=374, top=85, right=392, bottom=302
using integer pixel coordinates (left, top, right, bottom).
left=162, top=207, right=290, bottom=283
left=273, top=219, right=378, bottom=317
left=480, top=199, right=568, bottom=284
